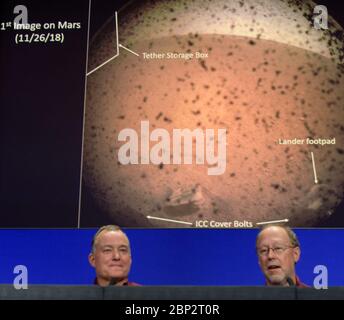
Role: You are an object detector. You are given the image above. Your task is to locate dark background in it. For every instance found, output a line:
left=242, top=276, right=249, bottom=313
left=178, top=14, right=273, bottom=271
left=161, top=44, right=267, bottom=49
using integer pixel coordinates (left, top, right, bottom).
left=0, top=0, right=344, bottom=227
left=0, top=0, right=127, bottom=227
left=0, top=0, right=89, bottom=227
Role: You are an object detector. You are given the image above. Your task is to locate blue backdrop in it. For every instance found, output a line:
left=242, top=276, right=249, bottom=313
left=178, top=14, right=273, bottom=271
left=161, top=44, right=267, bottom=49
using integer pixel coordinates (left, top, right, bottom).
left=0, top=229, right=343, bottom=286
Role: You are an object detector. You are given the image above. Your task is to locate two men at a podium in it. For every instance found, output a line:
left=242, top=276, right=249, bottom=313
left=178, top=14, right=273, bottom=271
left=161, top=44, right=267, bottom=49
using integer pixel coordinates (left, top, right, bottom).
left=88, top=224, right=308, bottom=287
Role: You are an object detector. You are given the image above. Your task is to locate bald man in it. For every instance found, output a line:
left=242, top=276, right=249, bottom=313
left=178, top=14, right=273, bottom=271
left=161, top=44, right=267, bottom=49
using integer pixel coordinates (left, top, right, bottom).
left=89, top=225, right=139, bottom=286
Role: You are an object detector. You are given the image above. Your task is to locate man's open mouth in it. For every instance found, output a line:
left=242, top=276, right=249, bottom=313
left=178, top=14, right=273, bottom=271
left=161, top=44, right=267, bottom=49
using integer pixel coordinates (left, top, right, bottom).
left=268, top=265, right=281, bottom=271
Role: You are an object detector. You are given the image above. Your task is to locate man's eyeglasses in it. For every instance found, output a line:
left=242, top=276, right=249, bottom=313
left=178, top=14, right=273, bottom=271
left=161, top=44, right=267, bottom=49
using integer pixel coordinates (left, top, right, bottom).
left=257, top=245, right=295, bottom=257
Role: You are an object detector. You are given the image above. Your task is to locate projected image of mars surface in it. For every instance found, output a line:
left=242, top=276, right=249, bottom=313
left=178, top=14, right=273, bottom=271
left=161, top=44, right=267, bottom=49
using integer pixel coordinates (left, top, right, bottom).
left=82, top=0, right=344, bottom=227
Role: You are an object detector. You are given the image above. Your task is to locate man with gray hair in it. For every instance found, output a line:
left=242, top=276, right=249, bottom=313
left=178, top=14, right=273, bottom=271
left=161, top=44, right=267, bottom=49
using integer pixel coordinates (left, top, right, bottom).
left=256, top=224, right=308, bottom=287
left=88, top=225, right=139, bottom=286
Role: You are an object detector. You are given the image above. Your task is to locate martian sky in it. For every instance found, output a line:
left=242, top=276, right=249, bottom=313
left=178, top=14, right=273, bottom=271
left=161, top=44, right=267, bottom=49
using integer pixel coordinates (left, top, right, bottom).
left=82, top=0, right=344, bottom=227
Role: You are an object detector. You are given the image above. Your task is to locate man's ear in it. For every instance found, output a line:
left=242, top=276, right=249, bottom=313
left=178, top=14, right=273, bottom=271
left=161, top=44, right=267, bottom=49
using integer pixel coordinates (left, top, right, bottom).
left=293, top=246, right=301, bottom=264
left=88, top=253, right=96, bottom=268
left=257, top=254, right=262, bottom=268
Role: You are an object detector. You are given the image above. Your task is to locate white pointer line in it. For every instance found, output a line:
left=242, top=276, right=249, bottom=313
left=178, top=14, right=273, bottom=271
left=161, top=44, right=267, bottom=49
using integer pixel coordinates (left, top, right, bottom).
left=87, top=11, right=127, bottom=77
left=147, top=216, right=193, bottom=226
left=86, top=53, right=119, bottom=76
left=77, top=0, right=92, bottom=228
left=119, top=43, right=140, bottom=56
left=256, top=219, right=289, bottom=226
left=311, top=152, right=319, bottom=184
left=115, top=11, right=119, bottom=53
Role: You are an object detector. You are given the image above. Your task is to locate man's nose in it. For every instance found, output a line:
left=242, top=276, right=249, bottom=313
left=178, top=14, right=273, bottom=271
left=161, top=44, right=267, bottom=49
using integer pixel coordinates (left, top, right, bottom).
left=112, top=249, right=120, bottom=260
left=267, top=248, right=277, bottom=259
